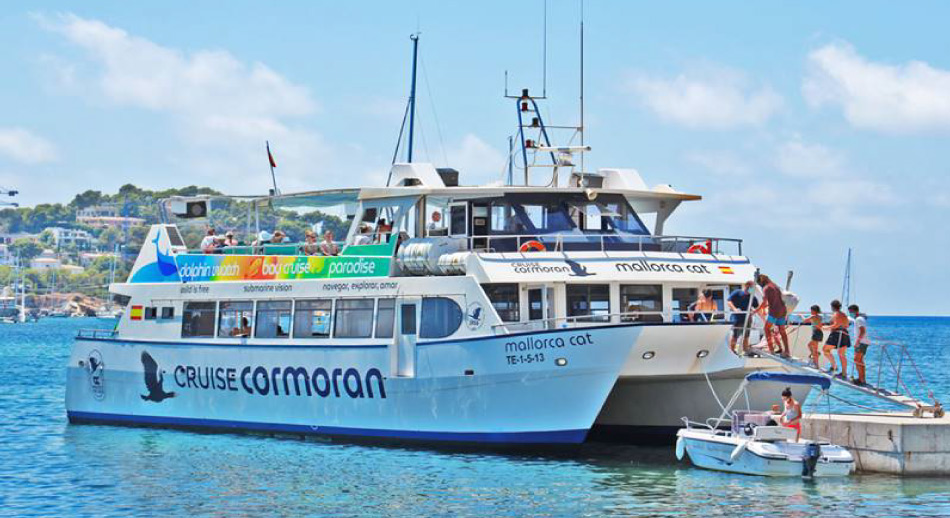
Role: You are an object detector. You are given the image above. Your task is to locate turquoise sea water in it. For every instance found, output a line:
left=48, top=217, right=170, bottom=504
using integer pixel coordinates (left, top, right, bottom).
left=1, top=317, right=949, bottom=517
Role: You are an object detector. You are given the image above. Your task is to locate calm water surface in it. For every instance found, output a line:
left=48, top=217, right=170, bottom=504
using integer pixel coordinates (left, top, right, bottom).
left=1, top=317, right=949, bottom=517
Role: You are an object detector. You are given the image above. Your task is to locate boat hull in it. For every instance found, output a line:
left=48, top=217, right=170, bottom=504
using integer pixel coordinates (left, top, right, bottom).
left=677, top=430, right=854, bottom=477
left=66, top=324, right=641, bottom=445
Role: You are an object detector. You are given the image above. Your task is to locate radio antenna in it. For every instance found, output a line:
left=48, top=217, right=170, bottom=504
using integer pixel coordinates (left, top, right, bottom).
left=543, top=0, right=548, bottom=97
left=579, top=0, right=585, bottom=173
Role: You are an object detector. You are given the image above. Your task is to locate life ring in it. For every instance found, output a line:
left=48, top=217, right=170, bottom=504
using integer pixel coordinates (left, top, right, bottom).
left=519, top=240, right=546, bottom=253
left=687, top=240, right=712, bottom=254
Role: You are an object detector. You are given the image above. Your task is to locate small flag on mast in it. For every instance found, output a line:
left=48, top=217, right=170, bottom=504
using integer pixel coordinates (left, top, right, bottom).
left=266, top=141, right=277, bottom=168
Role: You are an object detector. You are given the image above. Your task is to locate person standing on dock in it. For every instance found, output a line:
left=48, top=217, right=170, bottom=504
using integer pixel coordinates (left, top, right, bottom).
left=850, top=304, right=869, bottom=386
left=757, top=274, right=790, bottom=357
left=824, top=300, right=851, bottom=378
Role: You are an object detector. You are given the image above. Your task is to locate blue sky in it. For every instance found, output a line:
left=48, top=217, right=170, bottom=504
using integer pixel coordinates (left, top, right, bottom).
left=1, top=1, right=949, bottom=315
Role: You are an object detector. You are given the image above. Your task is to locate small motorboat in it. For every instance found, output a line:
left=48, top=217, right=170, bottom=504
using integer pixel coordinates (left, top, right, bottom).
left=675, top=372, right=854, bottom=477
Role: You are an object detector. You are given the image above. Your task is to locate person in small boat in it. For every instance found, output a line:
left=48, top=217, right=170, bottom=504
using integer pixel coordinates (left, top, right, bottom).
left=320, top=230, right=340, bottom=256
left=849, top=304, right=869, bottom=386
left=823, top=299, right=851, bottom=378
left=727, top=280, right=759, bottom=354
left=802, top=305, right=824, bottom=368
left=779, top=387, right=803, bottom=441
left=231, top=317, right=251, bottom=337
left=757, top=274, right=790, bottom=358
left=200, top=228, right=219, bottom=254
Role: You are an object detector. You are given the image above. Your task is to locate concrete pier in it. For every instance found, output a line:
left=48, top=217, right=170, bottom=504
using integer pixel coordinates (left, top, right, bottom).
left=803, top=413, right=950, bottom=475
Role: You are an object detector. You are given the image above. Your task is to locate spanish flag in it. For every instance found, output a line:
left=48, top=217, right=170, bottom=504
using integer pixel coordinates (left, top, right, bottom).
left=130, top=305, right=143, bottom=320
left=267, top=141, right=277, bottom=168
left=718, top=266, right=734, bottom=274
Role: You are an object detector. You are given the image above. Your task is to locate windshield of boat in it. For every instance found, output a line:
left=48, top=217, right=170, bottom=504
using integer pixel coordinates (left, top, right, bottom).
left=488, top=193, right=648, bottom=235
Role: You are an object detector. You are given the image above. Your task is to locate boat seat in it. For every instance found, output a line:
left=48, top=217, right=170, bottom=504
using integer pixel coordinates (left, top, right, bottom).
left=752, top=425, right=797, bottom=442
left=222, top=246, right=254, bottom=255
left=262, top=244, right=301, bottom=255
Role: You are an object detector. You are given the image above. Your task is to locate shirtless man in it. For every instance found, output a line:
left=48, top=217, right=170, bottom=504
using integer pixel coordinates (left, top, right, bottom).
left=757, top=274, right=790, bottom=357
left=824, top=300, right=851, bottom=378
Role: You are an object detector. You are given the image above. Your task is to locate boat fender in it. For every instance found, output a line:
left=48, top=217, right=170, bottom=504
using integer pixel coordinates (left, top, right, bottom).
left=728, top=440, right=748, bottom=465
left=519, top=240, right=546, bottom=253
left=802, top=442, right=821, bottom=478
left=675, top=436, right=686, bottom=461
left=687, top=240, right=711, bottom=254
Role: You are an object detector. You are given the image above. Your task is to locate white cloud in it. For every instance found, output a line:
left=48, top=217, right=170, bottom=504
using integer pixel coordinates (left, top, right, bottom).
left=775, top=138, right=845, bottom=178
left=686, top=150, right=751, bottom=177
left=443, top=134, right=507, bottom=185
left=805, top=179, right=897, bottom=208
left=0, top=128, right=58, bottom=164
left=37, top=13, right=329, bottom=192
left=804, top=41, right=950, bottom=133
left=629, top=65, right=783, bottom=129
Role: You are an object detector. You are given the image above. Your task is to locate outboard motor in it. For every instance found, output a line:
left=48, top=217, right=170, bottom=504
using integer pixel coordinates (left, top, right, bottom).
left=802, top=442, right=820, bottom=477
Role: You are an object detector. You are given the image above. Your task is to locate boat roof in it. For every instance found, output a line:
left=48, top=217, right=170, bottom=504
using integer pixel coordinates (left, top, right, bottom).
left=745, top=372, right=832, bottom=391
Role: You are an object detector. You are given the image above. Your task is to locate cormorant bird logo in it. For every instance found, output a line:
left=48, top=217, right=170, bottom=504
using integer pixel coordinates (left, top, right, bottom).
left=466, top=302, right=484, bottom=330
left=140, top=351, right=176, bottom=403
left=565, top=259, right=595, bottom=277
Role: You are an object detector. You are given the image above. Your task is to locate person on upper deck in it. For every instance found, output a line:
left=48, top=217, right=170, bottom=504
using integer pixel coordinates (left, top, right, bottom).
left=221, top=231, right=238, bottom=248
left=320, top=230, right=340, bottom=256
left=375, top=218, right=392, bottom=243
left=353, top=223, right=373, bottom=245
left=727, top=280, right=760, bottom=354
left=302, top=230, right=319, bottom=255
left=849, top=304, right=869, bottom=386
left=200, top=228, right=218, bottom=254
left=758, top=274, right=790, bottom=358
left=271, top=230, right=287, bottom=243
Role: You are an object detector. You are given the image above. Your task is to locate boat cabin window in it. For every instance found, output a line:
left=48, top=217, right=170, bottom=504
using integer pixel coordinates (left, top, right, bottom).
left=449, top=203, right=467, bottom=236
left=181, top=302, right=216, bottom=338
left=482, top=283, right=520, bottom=322
left=144, top=307, right=158, bottom=320
left=218, top=301, right=253, bottom=337
left=255, top=300, right=292, bottom=339
left=375, top=298, right=395, bottom=338
left=420, top=297, right=463, bottom=339
left=334, top=299, right=375, bottom=338
left=620, top=285, right=664, bottom=322
left=567, top=284, right=611, bottom=323
left=293, top=299, right=332, bottom=338
left=161, top=307, right=175, bottom=320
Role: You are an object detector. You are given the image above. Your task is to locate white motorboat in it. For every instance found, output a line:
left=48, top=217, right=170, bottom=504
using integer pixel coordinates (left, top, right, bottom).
left=675, top=372, right=854, bottom=477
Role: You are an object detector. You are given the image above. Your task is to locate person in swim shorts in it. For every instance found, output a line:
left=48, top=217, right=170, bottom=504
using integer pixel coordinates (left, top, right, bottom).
left=757, top=274, right=789, bottom=357
left=850, top=304, right=869, bottom=386
left=824, top=299, right=851, bottom=379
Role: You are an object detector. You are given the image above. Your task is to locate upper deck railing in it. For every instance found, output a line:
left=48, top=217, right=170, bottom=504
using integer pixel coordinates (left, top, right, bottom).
left=463, top=233, right=743, bottom=256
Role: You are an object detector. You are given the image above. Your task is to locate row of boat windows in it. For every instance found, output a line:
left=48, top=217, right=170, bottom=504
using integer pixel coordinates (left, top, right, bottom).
left=482, top=283, right=727, bottom=323
left=179, top=297, right=463, bottom=340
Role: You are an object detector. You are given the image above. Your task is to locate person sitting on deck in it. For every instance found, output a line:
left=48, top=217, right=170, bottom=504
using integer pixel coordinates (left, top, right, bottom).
left=779, top=387, right=803, bottom=441
left=849, top=304, right=870, bottom=386
left=231, top=316, right=251, bottom=337
left=353, top=223, right=373, bottom=245
left=693, top=290, right=718, bottom=322
left=302, top=230, right=319, bottom=255
left=320, top=230, right=340, bottom=256
left=221, top=231, right=238, bottom=248
left=823, top=299, right=851, bottom=378
left=375, top=218, right=393, bottom=243
left=271, top=230, right=287, bottom=243
left=200, top=228, right=219, bottom=254
left=253, top=230, right=272, bottom=247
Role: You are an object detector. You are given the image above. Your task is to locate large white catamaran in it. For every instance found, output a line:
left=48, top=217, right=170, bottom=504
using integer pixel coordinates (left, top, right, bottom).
left=66, top=33, right=809, bottom=445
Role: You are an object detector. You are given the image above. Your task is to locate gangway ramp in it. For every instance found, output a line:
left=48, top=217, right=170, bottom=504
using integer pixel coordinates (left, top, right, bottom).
left=756, top=351, right=944, bottom=418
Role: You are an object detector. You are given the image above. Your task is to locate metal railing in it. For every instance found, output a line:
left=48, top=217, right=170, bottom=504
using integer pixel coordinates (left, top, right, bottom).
left=459, top=232, right=743, bottom=255
left=490, top=309, right=730, bottom=334
left=187, top=239, right=352, bottom=257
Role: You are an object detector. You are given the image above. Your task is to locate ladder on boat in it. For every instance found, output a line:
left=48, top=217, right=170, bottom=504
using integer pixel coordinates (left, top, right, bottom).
left=756, top=346, right=945, bottom=418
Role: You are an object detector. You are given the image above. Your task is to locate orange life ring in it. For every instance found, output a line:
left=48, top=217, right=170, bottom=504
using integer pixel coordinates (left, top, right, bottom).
left=687, top=240, right=712, bottom=254
left=519, top=240, right=546, bottom=253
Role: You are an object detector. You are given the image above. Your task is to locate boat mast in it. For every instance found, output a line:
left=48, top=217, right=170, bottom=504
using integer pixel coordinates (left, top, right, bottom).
left=579, top=0, right=585, bottom=175
left=841, top=248, right=853, bottom=306
left=407, top=33, right=420, bottom=163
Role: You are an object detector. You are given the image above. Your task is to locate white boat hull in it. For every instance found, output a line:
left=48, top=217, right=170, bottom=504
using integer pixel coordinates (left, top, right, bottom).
left=67, top=324, right=642, bottom=445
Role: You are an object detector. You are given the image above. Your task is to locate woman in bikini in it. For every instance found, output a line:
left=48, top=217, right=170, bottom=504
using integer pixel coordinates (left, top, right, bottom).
left=779, top=387, right=803, bottom=441
left=823, top=299, right=851, bottom=378
left=802, top=305, right=823, bottom=368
